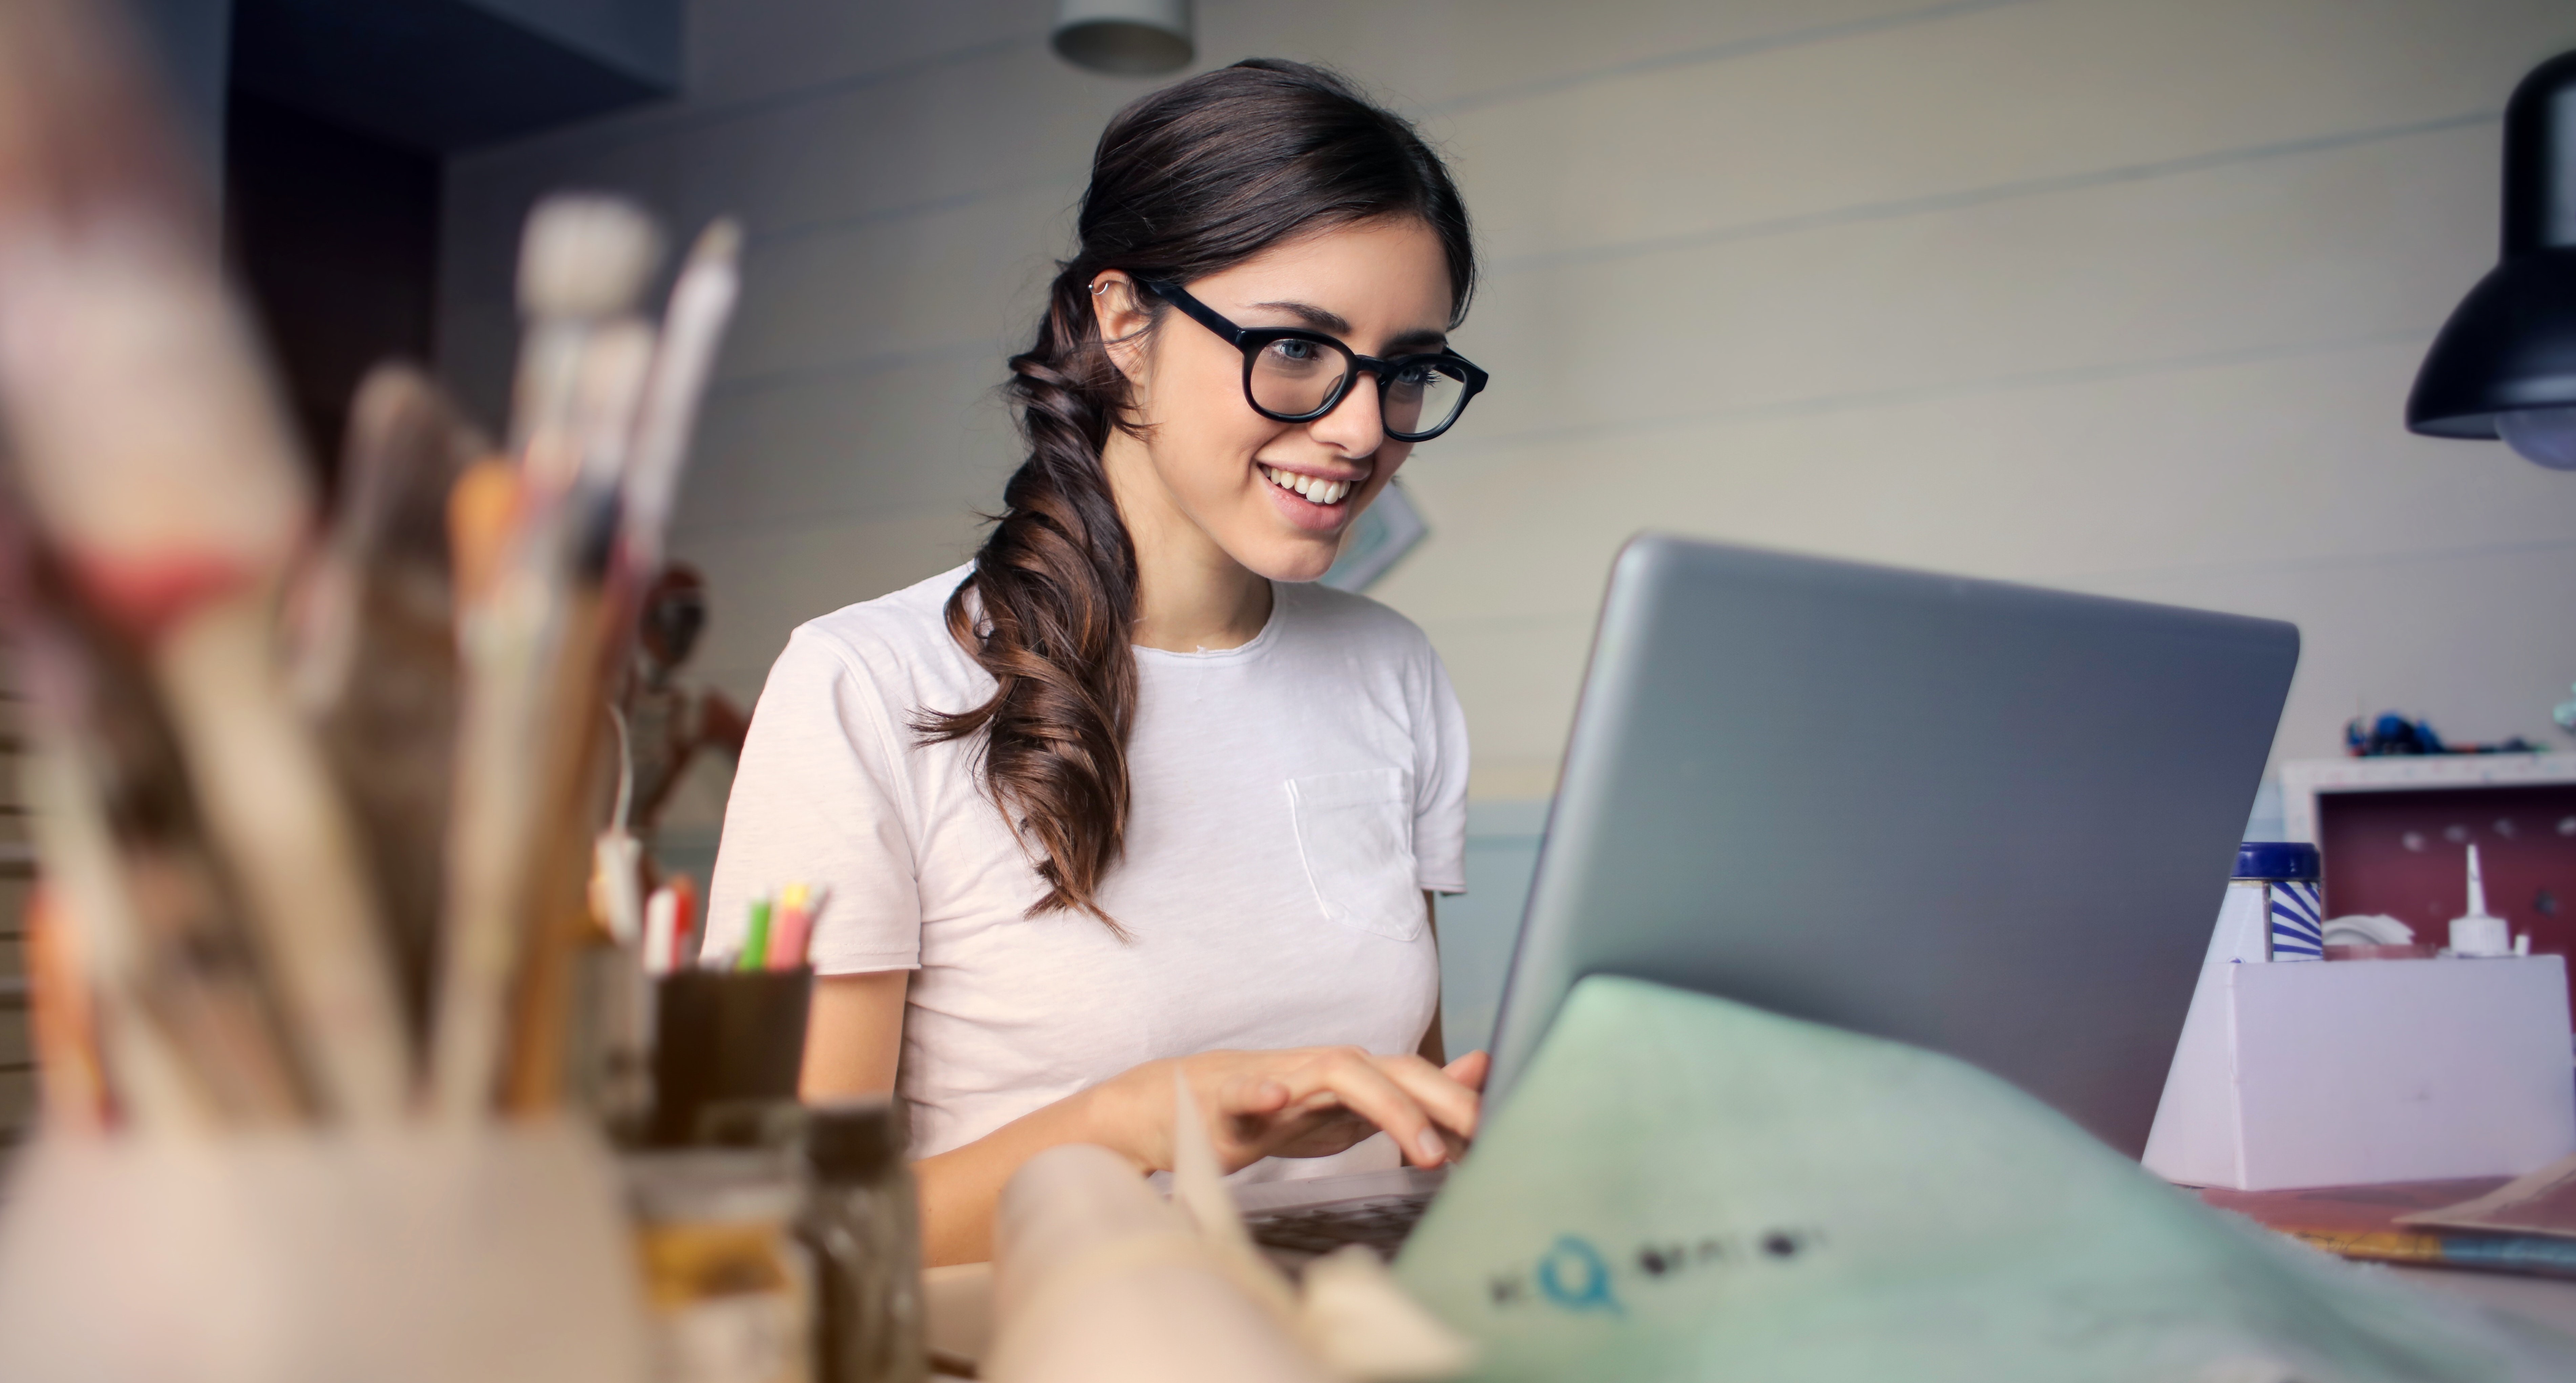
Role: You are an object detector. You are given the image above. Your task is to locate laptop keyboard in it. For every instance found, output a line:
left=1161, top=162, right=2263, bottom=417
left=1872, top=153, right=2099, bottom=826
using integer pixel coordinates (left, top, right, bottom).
left=1246, top=1191, right=1434, bottom=1260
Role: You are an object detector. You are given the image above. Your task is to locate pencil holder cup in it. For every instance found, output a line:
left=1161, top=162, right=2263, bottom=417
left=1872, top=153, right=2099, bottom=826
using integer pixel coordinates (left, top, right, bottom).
left=0, top=1119, right=649, bottom=1383
left=647, top=966, right=814, bottom=1147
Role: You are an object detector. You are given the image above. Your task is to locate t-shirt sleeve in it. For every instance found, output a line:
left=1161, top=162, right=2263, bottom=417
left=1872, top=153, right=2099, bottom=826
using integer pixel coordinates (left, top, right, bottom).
left=703, top=627, right=924, bottom=974
left=1413, top=644, right=1471, bottom=895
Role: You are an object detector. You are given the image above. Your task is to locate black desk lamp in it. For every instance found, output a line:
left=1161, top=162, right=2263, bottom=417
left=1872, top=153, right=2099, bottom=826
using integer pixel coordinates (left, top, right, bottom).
left=2407, top=51, right=2576, bottom=469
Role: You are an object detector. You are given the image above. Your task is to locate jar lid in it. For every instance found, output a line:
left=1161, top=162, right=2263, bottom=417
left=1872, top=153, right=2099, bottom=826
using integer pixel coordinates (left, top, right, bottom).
left=805, top=1098, right=908, bottom=1182
left=2234, top=841, right=2320, bottom=881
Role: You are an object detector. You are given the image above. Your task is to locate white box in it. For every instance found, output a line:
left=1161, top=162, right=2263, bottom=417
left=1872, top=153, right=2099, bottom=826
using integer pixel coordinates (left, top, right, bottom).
left=2144, top=956, right=2576, bottom=1190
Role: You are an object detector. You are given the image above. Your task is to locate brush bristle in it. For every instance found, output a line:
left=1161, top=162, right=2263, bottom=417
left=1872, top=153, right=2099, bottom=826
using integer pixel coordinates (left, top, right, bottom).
left=517, top=194, right=664, bottom=320
left=689, top=218, right=744, bottom=269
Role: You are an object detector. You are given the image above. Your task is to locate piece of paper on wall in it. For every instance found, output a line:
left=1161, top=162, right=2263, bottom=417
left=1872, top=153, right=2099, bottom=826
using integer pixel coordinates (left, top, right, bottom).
left=1322, top=481, right=1428, bottom=593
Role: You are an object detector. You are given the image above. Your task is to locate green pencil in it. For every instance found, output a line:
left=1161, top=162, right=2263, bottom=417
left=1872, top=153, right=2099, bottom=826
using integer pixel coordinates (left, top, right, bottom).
left=738, top=897, right=771, bottom=973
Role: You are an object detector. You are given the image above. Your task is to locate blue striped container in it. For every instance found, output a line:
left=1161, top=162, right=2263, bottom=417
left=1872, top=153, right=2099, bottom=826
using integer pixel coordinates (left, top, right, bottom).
left=2236, top=842, right=2325, bottom=962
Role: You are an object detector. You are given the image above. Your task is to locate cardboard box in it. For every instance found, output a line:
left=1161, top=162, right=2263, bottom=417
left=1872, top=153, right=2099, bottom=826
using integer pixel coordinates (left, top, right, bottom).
left=2144, top=956, right=2576, bottom=1190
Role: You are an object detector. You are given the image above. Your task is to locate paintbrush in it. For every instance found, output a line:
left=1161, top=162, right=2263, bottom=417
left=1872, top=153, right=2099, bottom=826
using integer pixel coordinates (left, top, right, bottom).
left=522, top=217, right=744, bottom=1119
left=430, top=194, right=663, bottom=1121
left=287, top=365, right=488, bottom=1052
left=0, top=0, right=409, bottom=1126
left=22, top=882, right=112, bottom=1134
left=619, top=219, right=742, bottom=578
left=497, top=288, right=665, bottom=1115
left=0, top=495, right=307, bottom=1130
left=511, top=217, right=742, bottom=1111
left=13, top=622, right=301, bottom=1132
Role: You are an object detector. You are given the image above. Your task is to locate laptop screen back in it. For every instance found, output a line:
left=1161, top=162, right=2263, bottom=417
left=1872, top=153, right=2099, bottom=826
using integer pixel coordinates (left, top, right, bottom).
left=1484, top=536, right=2298, bottom=1156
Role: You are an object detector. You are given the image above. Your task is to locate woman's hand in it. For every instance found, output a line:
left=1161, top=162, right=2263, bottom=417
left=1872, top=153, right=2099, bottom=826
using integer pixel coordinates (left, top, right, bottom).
left=1086, top=1046, right=1490, bottom=1176
left=911, top=1045, right=1488, bottom=1265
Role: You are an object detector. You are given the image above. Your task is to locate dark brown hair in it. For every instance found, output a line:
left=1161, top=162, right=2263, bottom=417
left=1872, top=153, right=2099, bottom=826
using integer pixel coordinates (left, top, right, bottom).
left=915, top=59, right=1475, bottom=924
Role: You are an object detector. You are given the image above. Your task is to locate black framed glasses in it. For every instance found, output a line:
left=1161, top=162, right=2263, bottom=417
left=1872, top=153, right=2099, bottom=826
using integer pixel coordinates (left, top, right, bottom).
left=1140, top=279, right=1488, bottom=443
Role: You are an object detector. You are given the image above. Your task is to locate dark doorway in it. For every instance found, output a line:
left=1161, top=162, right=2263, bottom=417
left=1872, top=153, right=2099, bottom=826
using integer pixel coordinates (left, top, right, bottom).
left=223, top=89, right=442, bottom=486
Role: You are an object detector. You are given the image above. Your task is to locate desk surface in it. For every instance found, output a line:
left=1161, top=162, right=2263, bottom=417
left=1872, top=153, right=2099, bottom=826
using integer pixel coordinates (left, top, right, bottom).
left=924, top=1263, right=992, bottom=1378
left=2195, top=1178, right=2576, bottom=1337
left=2383, top=1265, right=2576, bottom=1335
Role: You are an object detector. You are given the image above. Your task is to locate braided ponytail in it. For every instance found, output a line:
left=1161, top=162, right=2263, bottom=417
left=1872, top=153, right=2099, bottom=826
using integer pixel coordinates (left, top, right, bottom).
left=916, top=60, right=1474, bottom=924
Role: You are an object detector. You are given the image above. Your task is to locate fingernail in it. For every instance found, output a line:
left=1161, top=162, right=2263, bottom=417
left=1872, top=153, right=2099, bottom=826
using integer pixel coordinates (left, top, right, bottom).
left=1417, top=1130, right=1447, bottom=1163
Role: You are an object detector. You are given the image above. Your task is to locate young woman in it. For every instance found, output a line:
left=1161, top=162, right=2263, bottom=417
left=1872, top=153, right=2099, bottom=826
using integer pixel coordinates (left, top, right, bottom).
left=706, top=60, right=1492, bottom=1265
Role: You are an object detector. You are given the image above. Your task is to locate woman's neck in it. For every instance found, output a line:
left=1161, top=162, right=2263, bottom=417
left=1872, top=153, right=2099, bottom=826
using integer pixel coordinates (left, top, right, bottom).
left=1104, top=433, right=1273, bottom=653
left=1133, top=539, right=1272, bottom=653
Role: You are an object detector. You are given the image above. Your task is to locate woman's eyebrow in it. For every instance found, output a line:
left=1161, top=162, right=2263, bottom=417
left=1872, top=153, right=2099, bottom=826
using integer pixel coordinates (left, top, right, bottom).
left=1248, top=299, right=1354, bottom=334
left=1248, top=299, right=1450, bottom=352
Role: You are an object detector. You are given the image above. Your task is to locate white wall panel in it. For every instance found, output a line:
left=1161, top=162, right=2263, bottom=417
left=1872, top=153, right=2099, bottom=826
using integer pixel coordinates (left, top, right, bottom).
left=676, top=352, right=1020, bottom=543
left=682, top=510, right=986, bottom=695
left=1439, top=0, right=2559, bottom=265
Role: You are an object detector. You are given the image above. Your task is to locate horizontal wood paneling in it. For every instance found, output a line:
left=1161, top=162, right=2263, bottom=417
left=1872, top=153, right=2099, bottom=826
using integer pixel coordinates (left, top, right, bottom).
left=439, top=0, right=2576, bottom=801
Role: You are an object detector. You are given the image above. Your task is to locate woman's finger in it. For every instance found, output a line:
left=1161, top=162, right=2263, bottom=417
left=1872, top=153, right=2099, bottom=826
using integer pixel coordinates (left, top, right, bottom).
left=1269, top=1049, right=1452, bottom=1167
left=1366, top=1052, right=1483, bottom=1142
left=1212, top=1073, right=1291, bottom=1117
left=1444, top=1049, right=1491, bottom=1093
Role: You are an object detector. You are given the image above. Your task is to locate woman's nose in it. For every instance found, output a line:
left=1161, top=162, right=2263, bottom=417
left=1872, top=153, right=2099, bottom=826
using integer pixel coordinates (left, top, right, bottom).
left=1307, top=373, right=1386, bottom=459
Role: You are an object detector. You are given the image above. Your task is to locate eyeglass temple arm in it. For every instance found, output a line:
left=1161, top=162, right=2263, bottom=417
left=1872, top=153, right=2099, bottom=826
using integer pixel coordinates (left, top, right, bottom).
left=1138, top=280, right=1246, bottom=345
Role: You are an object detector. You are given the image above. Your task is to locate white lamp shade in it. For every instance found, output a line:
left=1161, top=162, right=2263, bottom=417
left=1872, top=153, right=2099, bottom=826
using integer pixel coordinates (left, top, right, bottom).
left=1051, top=0, right=1193, bottom=76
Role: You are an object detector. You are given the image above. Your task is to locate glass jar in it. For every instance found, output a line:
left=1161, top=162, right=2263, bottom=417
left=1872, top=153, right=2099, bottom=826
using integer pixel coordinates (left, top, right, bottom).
left=628, top=1147, right=815, bottom=1383
left=800, top=1100, right=925, bottom=1383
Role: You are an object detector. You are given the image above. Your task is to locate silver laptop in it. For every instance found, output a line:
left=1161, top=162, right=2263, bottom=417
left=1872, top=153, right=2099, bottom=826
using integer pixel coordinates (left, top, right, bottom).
left=1241, top=534, right=2299, bottom=1261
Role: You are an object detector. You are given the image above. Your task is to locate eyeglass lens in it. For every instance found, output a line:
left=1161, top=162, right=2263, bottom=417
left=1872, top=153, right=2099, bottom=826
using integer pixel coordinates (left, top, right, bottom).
left=1247, top=339, right=1472, bottom=439
left=1248, top=339, right=1345, bottom=418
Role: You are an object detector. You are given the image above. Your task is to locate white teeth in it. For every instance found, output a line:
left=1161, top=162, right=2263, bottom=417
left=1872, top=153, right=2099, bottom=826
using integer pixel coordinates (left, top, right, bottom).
left=1261, top=465, right=1355, bottom=506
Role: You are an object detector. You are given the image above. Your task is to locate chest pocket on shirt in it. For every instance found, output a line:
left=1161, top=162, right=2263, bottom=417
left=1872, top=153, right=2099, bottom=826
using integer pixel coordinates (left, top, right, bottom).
left=1287, top=768, right=1425, bottom=943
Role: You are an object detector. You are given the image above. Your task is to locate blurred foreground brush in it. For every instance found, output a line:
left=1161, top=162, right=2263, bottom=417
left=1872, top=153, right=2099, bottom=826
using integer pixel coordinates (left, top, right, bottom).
left=288, top=366, right=489, bottom=1051
left=7, top=552, right=311, bottom=1130
left=0, top=0, right=409, bottom=1127
left=0, top=2, right=744, bottom=1133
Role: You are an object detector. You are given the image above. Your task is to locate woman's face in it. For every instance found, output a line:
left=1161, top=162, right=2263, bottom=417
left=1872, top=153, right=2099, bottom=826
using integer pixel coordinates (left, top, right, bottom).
left=1096, top=217, right=1455, bottom=584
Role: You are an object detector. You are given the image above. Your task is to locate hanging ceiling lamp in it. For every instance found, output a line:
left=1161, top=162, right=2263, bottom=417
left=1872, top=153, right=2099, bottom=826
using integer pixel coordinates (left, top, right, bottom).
left=2407, top=51, right=2576, bottom=468
left=1050, top=0, right=1194, bottom=77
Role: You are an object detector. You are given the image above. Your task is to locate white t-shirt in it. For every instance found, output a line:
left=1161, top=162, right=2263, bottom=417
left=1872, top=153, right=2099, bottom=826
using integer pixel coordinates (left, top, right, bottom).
left=704, top=564, right=1471, bottom=1165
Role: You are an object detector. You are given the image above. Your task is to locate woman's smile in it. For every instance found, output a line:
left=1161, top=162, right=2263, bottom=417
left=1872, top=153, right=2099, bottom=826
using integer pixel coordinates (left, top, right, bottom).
left=1257, top=461, right=1367, bottom=533
left=1258, top=462, right=1360, bottom=507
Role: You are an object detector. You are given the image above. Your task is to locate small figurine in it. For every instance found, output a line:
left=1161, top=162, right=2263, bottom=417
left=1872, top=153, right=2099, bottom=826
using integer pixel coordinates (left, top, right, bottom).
left=622, top=563, right=749, bottom=843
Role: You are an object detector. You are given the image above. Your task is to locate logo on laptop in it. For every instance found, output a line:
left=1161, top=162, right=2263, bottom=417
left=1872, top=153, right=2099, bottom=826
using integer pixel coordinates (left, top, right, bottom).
left=1485, top=1225, right=1827, bottom=1317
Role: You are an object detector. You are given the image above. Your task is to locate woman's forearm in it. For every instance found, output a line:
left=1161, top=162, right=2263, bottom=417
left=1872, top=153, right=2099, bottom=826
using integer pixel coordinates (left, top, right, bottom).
left=913, top=1078, right=1140, bottom=1265
left=803, top=971, right=1155, bottom=1264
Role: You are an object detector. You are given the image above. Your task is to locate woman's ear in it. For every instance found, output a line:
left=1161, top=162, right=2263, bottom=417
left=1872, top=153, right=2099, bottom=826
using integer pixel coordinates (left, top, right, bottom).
left=1089, top=272, right=1155, bottom=385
